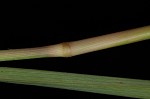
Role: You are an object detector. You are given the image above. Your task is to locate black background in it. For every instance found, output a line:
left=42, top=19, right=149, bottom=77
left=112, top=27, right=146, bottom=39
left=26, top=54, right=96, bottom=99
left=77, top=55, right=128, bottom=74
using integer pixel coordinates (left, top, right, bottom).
left=0, top=2, right=150, bottom=99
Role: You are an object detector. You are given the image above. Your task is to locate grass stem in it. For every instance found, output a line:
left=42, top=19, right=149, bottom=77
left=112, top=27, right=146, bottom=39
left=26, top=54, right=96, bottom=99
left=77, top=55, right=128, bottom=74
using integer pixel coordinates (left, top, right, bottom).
left=0, top=25, right=149, bottom=61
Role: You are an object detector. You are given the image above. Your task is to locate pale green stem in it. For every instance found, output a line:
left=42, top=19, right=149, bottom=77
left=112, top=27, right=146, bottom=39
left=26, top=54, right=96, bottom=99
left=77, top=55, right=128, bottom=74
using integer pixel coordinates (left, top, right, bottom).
left=0, top=67, right=150, bottom=98
left=0, top=25, right=150, bottom=61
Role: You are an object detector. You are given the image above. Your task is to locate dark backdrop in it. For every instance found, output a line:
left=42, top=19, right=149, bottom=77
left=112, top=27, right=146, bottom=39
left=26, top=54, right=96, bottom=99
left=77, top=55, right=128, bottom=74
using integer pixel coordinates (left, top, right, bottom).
left=0, top=2, right=150, bottom=99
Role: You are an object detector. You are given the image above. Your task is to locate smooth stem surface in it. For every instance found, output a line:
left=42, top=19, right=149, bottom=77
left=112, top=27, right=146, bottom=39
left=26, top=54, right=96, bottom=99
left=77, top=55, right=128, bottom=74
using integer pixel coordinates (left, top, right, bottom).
left=0, top=25, right=150, bottom=61
left=69, top=25, right=150, bottom=56
left=0, top=44, right=63, bottom=61
left=0, top=67, right=150, bottom=98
